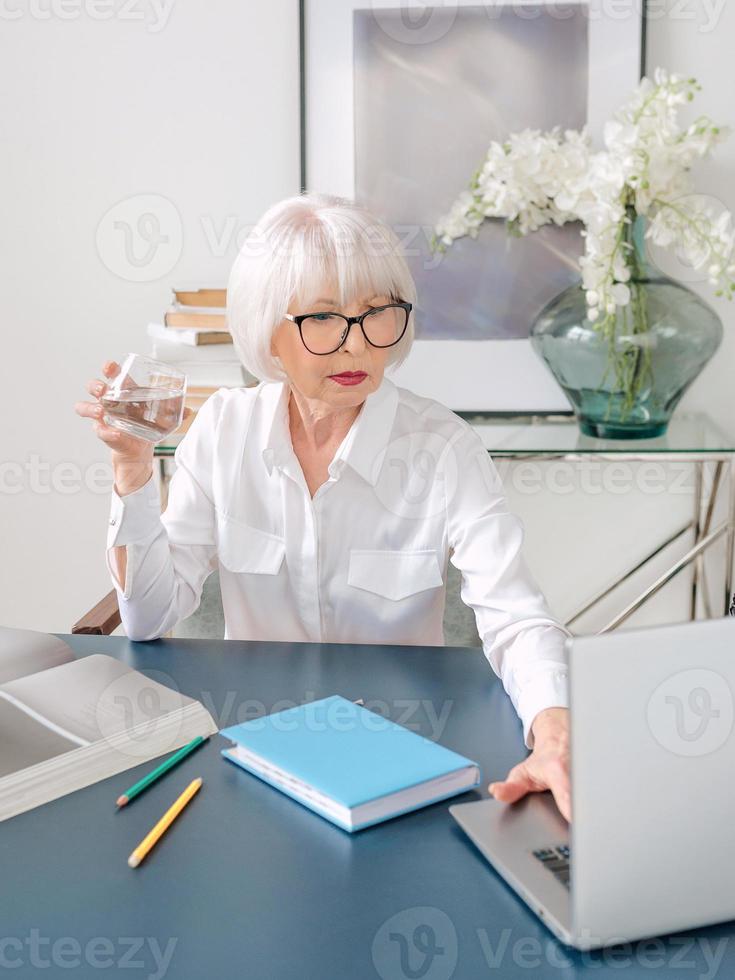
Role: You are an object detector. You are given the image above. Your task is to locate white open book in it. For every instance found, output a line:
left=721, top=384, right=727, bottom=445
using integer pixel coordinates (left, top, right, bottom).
left=0, top=626, right=218, bottom=822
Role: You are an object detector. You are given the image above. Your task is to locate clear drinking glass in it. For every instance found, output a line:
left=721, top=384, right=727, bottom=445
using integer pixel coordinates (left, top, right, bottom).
left=100, top=353, right=187, bottom=443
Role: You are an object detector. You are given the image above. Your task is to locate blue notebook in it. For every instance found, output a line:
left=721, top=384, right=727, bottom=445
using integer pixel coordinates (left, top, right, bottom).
left=220, top=695, right=480, bottom=831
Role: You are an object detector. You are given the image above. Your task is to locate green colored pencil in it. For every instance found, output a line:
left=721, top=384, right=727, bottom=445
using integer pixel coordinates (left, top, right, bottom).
left=116, top=735, right=209, bottom=807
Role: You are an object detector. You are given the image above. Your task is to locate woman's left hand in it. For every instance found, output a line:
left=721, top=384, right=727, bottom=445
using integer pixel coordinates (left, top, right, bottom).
left=487, top=707, right=571, bottom=822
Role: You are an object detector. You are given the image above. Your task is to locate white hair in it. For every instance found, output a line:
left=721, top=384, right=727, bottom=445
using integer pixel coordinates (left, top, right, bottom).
left=226, top=192, right=417, bottom=382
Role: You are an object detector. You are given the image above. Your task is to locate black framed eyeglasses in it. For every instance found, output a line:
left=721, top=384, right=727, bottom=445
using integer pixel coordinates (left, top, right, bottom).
left=284, top=301, right=412, bottom=355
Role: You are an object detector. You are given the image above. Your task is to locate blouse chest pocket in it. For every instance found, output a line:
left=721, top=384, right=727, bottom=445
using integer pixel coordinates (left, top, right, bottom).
left=216, top=514, right=286, bottom=575
left=347, top=548, right=443, bottom=601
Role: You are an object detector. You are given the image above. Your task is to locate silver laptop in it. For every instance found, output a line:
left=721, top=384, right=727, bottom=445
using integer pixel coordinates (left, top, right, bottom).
left=450, top=617, right=735, bottom=950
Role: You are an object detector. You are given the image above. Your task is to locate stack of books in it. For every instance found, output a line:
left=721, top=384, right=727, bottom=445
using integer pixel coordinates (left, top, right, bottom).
left=147, top=286, right=258, bottom=438
left=150, top=286, right=230, bottom=345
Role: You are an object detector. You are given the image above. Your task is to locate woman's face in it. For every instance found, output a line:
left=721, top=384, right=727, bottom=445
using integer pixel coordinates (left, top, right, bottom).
left=271, top=281, right=392, bottom=408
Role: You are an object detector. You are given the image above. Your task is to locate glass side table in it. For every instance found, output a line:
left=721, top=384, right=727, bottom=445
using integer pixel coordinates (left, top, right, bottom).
left=153, top=411, right=735, bottom=634
left=458, top=410, right=735, bottom=631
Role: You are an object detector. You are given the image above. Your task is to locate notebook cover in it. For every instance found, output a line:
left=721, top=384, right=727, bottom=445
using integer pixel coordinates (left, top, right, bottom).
left=219, top=694, right=479, bottom=811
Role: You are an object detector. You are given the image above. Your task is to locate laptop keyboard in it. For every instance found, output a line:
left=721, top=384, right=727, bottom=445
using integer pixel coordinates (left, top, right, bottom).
left=532, top=844, right=571, bottom=888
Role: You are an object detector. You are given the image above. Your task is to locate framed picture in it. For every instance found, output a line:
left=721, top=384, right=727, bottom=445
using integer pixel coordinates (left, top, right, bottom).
left=300, top=0, right=646, bottom=411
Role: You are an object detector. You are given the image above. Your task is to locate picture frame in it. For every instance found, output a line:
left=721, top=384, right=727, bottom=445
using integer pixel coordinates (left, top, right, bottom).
left=300, top=0, right=646, bottom=411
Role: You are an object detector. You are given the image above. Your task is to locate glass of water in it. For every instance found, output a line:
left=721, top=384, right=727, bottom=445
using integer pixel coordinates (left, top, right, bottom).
left=100, top=353, right=187, bottom=442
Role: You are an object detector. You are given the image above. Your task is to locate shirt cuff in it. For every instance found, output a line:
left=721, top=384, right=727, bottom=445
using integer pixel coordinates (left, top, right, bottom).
left=516, top=666, right=570, bottom=749
left=107, top=472, right=161, bottom=548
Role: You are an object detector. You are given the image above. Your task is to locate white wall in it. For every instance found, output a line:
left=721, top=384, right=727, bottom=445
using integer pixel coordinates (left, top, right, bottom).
left=0, top=1, right=300, bottom=631
left=2, top=1, right=733, bottom=636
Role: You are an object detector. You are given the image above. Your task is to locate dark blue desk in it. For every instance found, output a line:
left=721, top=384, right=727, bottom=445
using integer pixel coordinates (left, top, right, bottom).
left=1, top=636, right=731, bottom=979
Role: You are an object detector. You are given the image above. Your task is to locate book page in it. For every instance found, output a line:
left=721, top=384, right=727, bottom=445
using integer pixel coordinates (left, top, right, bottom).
left=0, top=654, right=194, bottom=745
left=0, top=626, right=74, bottom=685
left=0, top=697, right=80, bottom=777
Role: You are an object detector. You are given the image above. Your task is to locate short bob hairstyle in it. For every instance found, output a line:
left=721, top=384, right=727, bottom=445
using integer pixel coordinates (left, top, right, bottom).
left=226, top=192, right=417, bottom=383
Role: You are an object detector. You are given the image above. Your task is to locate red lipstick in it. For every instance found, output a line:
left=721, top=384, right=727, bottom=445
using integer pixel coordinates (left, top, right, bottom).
left=329, top=371, right=367, bottom=386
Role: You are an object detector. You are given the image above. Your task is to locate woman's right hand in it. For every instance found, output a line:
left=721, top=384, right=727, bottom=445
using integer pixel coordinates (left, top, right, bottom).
left=75, top=360, right=155, bottom=494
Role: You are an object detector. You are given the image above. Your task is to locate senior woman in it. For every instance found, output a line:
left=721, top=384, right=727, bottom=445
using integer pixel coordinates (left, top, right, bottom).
left=76, top=193, right=571, bottom=820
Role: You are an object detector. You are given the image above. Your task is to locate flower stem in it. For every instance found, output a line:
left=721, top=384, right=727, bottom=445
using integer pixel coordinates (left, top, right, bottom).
left=599, top=207, right=653, bottom=422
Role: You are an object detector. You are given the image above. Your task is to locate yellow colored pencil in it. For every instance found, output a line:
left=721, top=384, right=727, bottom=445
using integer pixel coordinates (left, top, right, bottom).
left=127, top=777, right=202, bottom=868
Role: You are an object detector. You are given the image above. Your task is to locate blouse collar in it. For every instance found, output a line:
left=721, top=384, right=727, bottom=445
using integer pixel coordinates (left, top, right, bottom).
left=261, top=374, right=399, bottom=486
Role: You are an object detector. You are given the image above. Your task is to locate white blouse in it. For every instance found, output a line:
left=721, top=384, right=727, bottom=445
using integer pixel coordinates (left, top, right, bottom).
left=106, top=375, right=570, bottom=745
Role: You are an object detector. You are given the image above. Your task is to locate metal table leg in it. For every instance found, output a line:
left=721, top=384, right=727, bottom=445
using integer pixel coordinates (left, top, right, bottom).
left=562, top=456, right=733, bottom=633
left=725, top=458, right=735, bottom=615
left=691, top=461, right=703, bottom=620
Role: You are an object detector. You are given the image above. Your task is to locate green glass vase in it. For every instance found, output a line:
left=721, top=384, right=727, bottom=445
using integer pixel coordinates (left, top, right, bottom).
left=530, top=211, right=723, bottom=439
